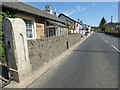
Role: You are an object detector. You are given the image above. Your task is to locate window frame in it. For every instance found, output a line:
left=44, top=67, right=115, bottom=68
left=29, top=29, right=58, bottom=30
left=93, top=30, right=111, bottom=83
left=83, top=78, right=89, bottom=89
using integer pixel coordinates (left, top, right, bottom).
left=23, top=19, right=36, bottom=40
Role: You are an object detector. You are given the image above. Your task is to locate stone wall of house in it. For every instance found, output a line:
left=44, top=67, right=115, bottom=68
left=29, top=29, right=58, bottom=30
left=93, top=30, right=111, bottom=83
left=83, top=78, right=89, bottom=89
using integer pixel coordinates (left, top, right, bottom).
left=27, top=34, right=81, bottom=71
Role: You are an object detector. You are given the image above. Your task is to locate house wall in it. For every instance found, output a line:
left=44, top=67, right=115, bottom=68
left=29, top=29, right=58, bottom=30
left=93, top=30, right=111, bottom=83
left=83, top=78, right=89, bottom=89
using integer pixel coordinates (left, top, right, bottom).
left=106, top=23, right=116, bottom=30
left=116, top=23, right=120, bottom=28
left=35, top=17, right=45, bottom=39
left=27, top=34, right=81, bottom=72
left=75, top=22, right=80, bottom=33
left=15, top=12, right=37, bottom=39
left=15, top=12, right=69, bottom=39
left=36, top=23, right=45, bottom=38
left=15, top=12, right=46, bottom=39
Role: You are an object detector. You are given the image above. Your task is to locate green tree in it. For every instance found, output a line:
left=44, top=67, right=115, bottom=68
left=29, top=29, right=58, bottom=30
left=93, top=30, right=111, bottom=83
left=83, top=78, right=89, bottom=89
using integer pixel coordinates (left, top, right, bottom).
left=92, top=27, right=98, bottom=32
left=99, top=17, right=106, bottom=28
left=100, top=25, right=109, bottom=31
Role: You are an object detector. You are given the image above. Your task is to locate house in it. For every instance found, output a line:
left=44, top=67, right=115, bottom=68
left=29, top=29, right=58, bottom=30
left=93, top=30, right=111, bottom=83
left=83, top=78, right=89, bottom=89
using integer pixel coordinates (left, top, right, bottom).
left=1, top=1, right=68, bottom=39
left=105, top=22, right=120, bottom=30
left=105, top=22, right=116, bottom=30
left=44, top=5, right=58, bottom=17
left=116, top=22, right=120, bottom=29
left=75, top=21, right=83, bottom=33
left=58, top=13, right=82, bottom=33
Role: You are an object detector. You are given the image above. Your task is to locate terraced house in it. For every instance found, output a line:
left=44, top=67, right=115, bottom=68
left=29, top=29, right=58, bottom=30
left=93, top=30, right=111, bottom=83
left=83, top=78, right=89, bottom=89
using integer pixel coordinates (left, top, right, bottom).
left=1, top=1, right=68, bottom=39
left=58, top=13, right=83, bottom=33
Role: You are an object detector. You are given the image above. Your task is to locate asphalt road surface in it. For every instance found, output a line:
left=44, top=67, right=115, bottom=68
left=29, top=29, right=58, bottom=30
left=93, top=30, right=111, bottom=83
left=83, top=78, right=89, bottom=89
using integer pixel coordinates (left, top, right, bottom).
left=27, top=32, right=118, bottom=88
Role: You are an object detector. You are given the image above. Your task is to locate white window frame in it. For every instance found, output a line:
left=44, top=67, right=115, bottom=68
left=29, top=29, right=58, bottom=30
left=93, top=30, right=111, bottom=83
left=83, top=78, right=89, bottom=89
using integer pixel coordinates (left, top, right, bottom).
left=61, top=28, right=64, bottom=35
left=58, top=27, right=60, bottom=36
left=23, top=19, right=36, bottom=40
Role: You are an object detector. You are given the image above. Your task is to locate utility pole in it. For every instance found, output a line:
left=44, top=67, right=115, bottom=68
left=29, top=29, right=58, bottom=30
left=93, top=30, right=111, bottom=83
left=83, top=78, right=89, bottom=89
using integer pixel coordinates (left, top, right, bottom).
left=111, top=16, right=113, bottom=31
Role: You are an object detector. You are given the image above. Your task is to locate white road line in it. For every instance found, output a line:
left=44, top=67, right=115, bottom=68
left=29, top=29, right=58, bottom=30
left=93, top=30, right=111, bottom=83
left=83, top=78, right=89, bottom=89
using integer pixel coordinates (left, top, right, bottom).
left=111, top=45, right=120, bottom=52
left=104, top=40, right=109, bottom=43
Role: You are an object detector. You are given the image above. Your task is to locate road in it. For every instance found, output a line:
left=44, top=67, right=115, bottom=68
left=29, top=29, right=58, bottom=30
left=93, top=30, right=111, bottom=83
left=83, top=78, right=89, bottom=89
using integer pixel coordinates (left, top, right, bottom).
left=27, top=32, right=118, bottom=88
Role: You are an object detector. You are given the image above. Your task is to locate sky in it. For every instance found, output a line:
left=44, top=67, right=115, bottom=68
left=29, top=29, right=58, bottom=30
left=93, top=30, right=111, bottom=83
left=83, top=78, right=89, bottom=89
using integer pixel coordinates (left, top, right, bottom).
left=22, top=1, right=118, bottom=27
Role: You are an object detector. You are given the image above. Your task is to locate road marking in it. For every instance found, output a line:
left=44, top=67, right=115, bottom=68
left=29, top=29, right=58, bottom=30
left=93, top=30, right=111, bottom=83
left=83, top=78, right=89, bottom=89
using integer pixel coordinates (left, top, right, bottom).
left=111, top=45, right=120, bottom=52
left=104, top=40, right=109, bottom=43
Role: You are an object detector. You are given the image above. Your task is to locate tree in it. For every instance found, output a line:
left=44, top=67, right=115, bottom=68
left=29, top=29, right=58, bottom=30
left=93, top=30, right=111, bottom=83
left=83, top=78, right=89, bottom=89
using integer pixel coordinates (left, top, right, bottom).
left=99, top=17, right=106, bottom=28
left=92, top=27, right=98, bottom=32
left=100, top=25, right=109, bottom=31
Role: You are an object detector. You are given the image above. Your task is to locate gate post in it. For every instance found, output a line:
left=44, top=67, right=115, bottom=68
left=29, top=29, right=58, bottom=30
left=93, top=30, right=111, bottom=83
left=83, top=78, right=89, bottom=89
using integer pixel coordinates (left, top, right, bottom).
left=2, top=18, right=32, bottom=83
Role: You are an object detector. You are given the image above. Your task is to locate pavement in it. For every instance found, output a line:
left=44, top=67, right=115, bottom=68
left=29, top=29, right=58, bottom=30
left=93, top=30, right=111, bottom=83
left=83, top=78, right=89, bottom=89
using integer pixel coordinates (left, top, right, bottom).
left=27, top=32, right=118, bottom=88
left=5, top=32, right=92, bottom=88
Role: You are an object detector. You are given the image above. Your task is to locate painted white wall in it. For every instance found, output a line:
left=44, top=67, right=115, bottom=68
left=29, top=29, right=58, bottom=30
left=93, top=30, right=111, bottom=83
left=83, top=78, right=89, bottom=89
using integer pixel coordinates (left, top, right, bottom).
left=75, top=22, right=83, bottom=33
left=3, top=18, right=32, bottom=82
left=88, top=26, right=91, bottom=32
left=15, top=12, right=37, bottom=40
left=80, top=30, right=86, bottom=35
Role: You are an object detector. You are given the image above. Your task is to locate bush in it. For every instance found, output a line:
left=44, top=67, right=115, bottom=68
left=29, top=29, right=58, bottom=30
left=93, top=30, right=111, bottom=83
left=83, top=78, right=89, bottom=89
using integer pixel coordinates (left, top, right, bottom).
left=0, top=11, right=15, bottom=62
left=100, top=25, right=110, bottom=31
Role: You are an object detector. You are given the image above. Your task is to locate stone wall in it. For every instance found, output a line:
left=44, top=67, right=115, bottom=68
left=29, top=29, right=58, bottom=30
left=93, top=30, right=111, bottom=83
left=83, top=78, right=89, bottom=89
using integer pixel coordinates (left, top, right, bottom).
left=27, top=34, right=81, bottom=71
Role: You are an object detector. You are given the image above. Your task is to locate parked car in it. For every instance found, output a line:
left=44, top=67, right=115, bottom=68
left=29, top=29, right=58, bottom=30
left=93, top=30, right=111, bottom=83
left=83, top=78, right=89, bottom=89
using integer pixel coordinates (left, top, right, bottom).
left=97, top=30, right=103, bottom=33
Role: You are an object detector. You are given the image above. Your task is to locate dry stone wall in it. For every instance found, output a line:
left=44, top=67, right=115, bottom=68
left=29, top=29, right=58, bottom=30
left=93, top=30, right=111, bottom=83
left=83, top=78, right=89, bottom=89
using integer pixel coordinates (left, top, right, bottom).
left=27, top=34, right=81, bottom=71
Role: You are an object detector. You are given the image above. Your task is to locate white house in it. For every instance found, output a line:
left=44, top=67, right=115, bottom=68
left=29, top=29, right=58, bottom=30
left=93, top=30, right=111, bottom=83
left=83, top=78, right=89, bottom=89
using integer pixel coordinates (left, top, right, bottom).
left=58, top=13, right=83, bottom=34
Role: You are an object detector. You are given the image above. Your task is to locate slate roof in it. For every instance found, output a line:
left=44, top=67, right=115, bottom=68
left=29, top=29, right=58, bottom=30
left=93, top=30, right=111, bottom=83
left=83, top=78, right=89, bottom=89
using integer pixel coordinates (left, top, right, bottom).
left=58, top=13, right=76, bottom=22
left=47, top=20, right=67, bottom=28
left=1, top=1, right=65, bottom=23
left=116, top=22, right=120, bottom=24
left=58, top=13, right=82, bottom=25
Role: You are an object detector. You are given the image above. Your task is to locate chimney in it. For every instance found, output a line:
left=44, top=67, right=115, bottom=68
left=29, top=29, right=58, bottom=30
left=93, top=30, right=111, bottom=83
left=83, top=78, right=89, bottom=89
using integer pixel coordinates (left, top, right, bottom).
left=44, top=5, right=52, bottom=14
left=54, top=8, right=58, bottom=17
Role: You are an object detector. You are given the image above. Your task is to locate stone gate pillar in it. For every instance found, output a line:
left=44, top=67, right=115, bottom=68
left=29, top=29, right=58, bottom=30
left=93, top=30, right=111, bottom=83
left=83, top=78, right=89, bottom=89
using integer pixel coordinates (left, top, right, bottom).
left=2, top=18, right=32, bottom=83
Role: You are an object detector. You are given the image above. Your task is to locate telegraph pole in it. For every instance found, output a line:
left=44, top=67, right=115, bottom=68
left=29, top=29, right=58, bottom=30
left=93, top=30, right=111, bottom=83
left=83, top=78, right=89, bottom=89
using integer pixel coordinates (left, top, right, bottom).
left=111, top=16, right=113, bottom=31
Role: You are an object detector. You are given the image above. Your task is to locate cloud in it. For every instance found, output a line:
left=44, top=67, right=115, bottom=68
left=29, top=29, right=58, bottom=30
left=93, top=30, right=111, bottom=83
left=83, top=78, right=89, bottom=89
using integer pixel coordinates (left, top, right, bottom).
left=112, top=5, right=116, bottom=8
left=77, top=5, right=87, bottom=11
left=77, top=5, right=80, bottom=9
left=92, top=2, right=96, bottom=7
left=82, top=7, right=87, bottom=11
left=77, top=5, right=81, bottom=12
left=61, top=6, right=87, bottom=16
left=62, top=9, right=76, bottom=16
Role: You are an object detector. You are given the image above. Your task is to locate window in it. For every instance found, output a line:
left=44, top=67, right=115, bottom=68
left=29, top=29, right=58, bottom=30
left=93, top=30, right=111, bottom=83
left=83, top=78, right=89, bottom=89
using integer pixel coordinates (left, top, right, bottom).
left=118, top=24, right=120, bottom=28
left=24, top=19, right=33, bottom=38
left=49, top=28, right=55, bottom=37
left=61, top=28, right=64, bottom=35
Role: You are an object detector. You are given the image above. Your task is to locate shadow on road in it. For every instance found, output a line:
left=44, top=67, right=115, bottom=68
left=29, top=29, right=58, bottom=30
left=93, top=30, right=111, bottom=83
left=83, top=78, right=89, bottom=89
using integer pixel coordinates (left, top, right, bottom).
left=72, top=50, right=119, bottom=54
